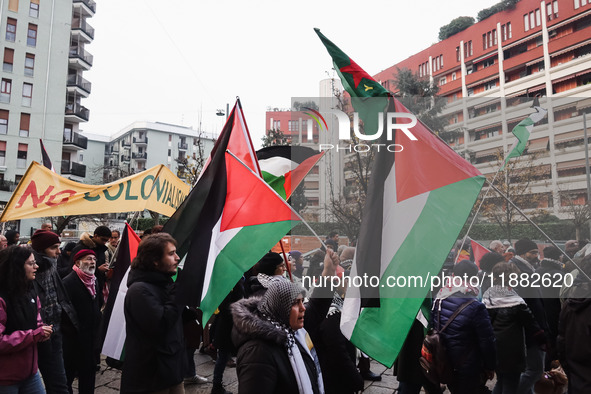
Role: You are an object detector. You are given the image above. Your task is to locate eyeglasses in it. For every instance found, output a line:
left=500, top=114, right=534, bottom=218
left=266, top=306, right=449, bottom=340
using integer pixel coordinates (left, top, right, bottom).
left=25, top=261, right=38, bottom=267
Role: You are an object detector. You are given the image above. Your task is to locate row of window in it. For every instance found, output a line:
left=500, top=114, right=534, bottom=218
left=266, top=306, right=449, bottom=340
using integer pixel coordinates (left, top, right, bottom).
left=524, top=9, right=542, bottom=31
left=418, top=61, right=430, bottom=77
left=0, top=79, right=33, bottom=106
left=0, top=110, right=31, bottom=137
left=8, top=0, right=39, bottom=18
left=6, top=18, right=38, bottom=47
left=3, top=48, right=35, bottom=75
left=574, top=0, right=588, bottom=9
left=456, top=41, right=474, bottom=62
left=433, top=55, right=444, bottom=72
left=547, top=1, right=559, bottom=20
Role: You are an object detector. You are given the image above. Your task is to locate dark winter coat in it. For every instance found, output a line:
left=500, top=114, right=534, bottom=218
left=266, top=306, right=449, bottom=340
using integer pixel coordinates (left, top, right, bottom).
left=62, top=271, right=103, bottom=363
left=315, top=308, right=363, bottom=394
left=120, top=269, right=185, bottom=393
left=486, top=303, right=543, bottom=374
left=557, top=279, right=591, bottom=393
left=231, top=289, right=331, bottom=394
left=509, top=256, right=549, bottom=344
left=535, top=258, right=564, bottom=353
left=433, top=295, right=496, bottom=376
left=32, top=251, right=79, bottom=331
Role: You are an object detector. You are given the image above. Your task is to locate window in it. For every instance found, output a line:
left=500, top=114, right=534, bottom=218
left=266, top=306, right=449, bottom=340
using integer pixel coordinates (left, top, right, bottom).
left=22, top=83, right=32, bottom=106
left=167, top=149, right=171, bottom=156
left=493, top=29, right=497, bottom=45
left=547, top=3, right=553, bottom=19
left=0, top=111, right=8, bottom=135
left=19, top=113, right=30, bottom=137
left=15, top=175, right=22, bottom=184
left=288, top=120, right=299, bottom=132
left=273, top=120, right=280, bottom=129
left=554, top=0, right=559, bottom=17
left=8, top=0, right=19, bottom=12
left=575, top=0, right=580, bottom=8
left=452, top=72, right=457, bottom=81
left=29, top=0, right=39, bottom=17
left=168, top=134, right=172, bottom=141
left=6, top=18, right=17, bottom=42
left=508, top=22, right=512, bottom=38
left=536, top=9, right=541, bottom=26
left=0, top=141, right=5, bottom=167
left=439, top=77, right=446, bottom=86
left=24, top=53, right=34, bottom=76
left=17, top=143, right=27, bottom=169
left=524, top=14, right=530, bottom=31
left=3, top=48, right=14, bottom=72
left=1, top=79, right=12, bottom=103
left=27, top=24, right=37, bottom=47
left=456, top=46, right=460, bottom=62
left=463, top=41, right=473, bottom=57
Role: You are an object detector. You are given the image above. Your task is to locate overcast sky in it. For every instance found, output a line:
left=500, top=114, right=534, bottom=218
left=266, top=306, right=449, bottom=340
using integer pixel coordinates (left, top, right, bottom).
left=83, top=0, right=499, bottom=148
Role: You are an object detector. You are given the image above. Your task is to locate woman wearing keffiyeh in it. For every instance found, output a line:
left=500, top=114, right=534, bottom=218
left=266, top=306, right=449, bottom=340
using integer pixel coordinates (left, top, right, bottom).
left=231, top=249, right=340, bottom=394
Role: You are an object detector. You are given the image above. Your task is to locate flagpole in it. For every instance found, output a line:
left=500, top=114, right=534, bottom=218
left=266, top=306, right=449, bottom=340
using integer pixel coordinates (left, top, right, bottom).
left=226, top=149, right=329, bottom=251
left=487, top=181, right=591, bottom=281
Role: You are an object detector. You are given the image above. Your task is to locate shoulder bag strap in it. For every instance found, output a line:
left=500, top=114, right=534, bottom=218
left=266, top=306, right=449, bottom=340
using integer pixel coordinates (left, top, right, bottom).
left=440, top=299, right=476, bottom=333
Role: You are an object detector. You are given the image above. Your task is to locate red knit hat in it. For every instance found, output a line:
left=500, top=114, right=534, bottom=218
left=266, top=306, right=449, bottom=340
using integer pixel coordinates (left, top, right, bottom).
left=31, top=230, right=60, bottom=252
left=73, top=249, right=96, bottom=262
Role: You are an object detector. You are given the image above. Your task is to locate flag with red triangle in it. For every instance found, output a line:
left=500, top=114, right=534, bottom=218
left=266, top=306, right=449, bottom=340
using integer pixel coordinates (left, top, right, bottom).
left=470, top=238, right=490, bottom=268
left=164, top=100, right=299, bottom=324
left=315, top=30, right=485, bottom=366
left=101, top=223, right=141, bottom=360
left=39, top=139, right=55, bottom=172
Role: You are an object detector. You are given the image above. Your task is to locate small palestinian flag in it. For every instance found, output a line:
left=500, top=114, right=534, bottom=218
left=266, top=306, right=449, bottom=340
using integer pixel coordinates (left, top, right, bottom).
left=256, top=145, right=324, bottom=199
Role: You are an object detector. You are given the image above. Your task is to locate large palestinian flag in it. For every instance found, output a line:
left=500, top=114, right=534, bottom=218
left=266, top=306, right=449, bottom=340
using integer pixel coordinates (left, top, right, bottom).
left=256, top=145, right=324, bottom=199
left=316, top=30, right=485, bottom=366
left=164, top=100, right=299, bottom=324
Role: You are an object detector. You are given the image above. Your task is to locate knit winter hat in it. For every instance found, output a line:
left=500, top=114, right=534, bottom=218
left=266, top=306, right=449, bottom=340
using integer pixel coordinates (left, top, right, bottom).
left=515, top=239, right=538, bottom=256
left=73, top=249, right=96, bottom=262
left=258, top=280, right=306, bottom=326
left=257, top=252, right=284, bottom=276
left=543, top=246, right=561, bottom=261
left=31, top=230, right=60, bottom=252
left=289, top=250, right=302, bottom=260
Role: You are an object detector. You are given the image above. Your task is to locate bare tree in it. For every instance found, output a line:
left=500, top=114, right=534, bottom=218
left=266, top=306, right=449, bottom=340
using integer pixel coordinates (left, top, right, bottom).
left=479, top=151, right=550, bottom=242
left=176, top=130, right=211, bottom=187
left=560, top=191, right=591, bottom=240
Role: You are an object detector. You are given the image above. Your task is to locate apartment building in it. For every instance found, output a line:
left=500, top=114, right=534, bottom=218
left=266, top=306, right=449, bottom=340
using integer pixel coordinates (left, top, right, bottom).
left=373, top=0, right=591, bottom=216
left=0, top=0, right=95, bottom=236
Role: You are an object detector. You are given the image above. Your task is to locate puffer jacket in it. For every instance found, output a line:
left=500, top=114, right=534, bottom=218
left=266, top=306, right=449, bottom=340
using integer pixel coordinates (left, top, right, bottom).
left=433, top=295, right=496, bottom=375
left=120, top=269, right=185, bottom=393
left=231, top=289, right=331, bottom=394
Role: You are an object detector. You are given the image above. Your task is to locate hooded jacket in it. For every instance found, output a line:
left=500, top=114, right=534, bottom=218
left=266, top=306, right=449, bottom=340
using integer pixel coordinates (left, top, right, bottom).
left=120, top=269, right=185, bottom=393
left=231, top=289, right=331, bottom=394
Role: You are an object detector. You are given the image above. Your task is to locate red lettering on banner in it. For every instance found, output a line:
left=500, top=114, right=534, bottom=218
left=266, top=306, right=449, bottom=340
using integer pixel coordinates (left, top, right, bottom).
left=15, top=181, right=54, bottom=208
left=46, top=190, right=76, bottom=207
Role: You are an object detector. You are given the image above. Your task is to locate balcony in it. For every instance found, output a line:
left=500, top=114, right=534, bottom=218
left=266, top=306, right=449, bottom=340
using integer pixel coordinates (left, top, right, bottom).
left=73, top=0, right=96, bottom=16
left=69, top=46, right=93, bottom=70
left=109, top=146, right=119, bottom=155
left=61, top=161, right=86, bottom=178
left=67, top=74, right=92, bottom=96
left=122, top=140, right=131, bottom=147
left=71, top=17, right=94, bottom=42
left=133, top=136, right=148, bottom=145
left=120, top=155, right=130, bottom=162
left=65, top=102, right=89, bottom=122
left=63, top=130, right=88, bottom=150
left=132, top=152, right=147, bottom=160
left=178, top=142, right=188, bottom=150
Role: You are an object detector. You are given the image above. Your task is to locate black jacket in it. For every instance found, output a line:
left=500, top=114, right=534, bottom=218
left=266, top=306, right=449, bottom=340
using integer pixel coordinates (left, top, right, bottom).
left=62, top=271, right=102, bottom=347
left=231, top=288, right=331, bottom=394
left=120, top=269, right=185, bottom=393
left=315, top=308, right=363, bottom=394
left=487, top=304, right=543, bottom=374
left=557, top=279, right=591, bottom=393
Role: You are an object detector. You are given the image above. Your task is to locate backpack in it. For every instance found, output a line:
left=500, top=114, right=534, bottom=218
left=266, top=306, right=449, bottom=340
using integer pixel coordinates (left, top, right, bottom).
left=419, top=298, right=476, bottom=384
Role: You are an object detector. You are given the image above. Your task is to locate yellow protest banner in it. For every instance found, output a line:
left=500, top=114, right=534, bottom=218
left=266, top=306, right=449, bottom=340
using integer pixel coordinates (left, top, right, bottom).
left=0, top=162, right=190, bottom=221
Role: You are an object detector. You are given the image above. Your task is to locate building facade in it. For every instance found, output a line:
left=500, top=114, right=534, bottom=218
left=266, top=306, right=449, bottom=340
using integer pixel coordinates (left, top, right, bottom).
left=373, top=0, right=591, bottom=216
left=0, top=0, right=95, bottom=236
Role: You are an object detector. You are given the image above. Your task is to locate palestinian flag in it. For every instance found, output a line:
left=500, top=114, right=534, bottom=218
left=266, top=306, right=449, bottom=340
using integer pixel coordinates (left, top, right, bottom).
left=256, top=145, right=324, bottom=199
left=315, top=28, right=388, bottom=135
left=101, top=223, right=141, bottom=360
left=470, top=238, right=490, bottom=268
left=315, top=30, right=485, bottom=366
left=503, top=99, right=547, bottom=169
left=164, top=100, right=299, bottom=324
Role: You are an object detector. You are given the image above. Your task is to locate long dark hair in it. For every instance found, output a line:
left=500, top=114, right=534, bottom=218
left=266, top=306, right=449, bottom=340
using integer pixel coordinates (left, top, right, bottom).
left=131, top=233, right=176, bottom=271
left=0, top=245, right=34, bottom=296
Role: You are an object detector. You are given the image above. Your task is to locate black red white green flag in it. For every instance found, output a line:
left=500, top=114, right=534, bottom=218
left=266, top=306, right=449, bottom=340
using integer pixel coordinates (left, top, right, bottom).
left=256, top=145, right=324, bottom=199
left=164, top=100, right=299, bottom=324
left=470, top=238, right=490, bottom=268
left=316, top=30, right=485, bottom=366
left=101, top=223, right=141, bottom=360
left=39, top=139, right=55, bottom=172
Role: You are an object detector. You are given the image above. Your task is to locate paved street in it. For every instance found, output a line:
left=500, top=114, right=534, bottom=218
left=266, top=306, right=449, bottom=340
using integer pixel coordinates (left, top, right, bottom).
left=90, top=351, right=497, bottom=393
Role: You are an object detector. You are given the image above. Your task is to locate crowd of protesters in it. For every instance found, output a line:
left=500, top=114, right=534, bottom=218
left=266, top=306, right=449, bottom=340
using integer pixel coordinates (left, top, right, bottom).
left=1, top=223, right=591, bottom=394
